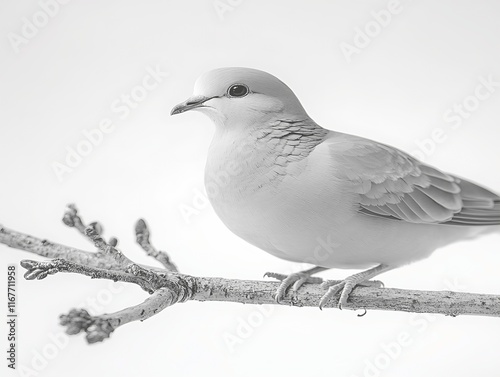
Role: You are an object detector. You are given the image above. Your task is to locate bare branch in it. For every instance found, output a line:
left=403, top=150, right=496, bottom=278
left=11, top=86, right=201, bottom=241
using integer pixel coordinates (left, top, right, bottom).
left=0, top=222, right=500, bottom=317
left=20, top=259, right=167, bottom=293
left=1, top=206, right=500, bottom=344
left=84, top=226, right=135, bottom=268
left=59, top=287, right=181, bottom=343
left=135, top=219, right=177, bottom=271
left=0, top=225, right=120, bottom=270
left=63, top=204, right=116, bottom=246
left=19, top=253, right=498, bottom=318
left=191, top=276, right=500, bottom=317
left=3, top=223, right=498, bottom=317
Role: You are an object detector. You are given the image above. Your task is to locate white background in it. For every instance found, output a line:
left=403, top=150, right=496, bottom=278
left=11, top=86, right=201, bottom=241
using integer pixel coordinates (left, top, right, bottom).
left=1, top=0, right=500, bottom=376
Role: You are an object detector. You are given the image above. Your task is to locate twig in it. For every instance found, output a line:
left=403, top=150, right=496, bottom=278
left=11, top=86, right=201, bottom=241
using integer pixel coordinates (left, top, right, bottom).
left=59, top=287, right=182, bottom=343
left=0, top=225, right=120, bottom=270
left=20, top=259, right=166, bottom=293
left=84, top=227, right=134, bottom=268
left=63, top=204, right=116, bottom=246
left=135, top=219, right=177, bottom=271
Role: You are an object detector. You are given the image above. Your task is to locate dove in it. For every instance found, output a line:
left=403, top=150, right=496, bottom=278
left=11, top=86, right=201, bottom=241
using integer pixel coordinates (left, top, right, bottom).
left=171, top=67, right=500, bottom=309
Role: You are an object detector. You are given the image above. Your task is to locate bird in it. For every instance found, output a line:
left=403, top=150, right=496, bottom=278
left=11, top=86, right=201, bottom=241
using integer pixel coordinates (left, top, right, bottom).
left=171, top=67, right=500, bottom=309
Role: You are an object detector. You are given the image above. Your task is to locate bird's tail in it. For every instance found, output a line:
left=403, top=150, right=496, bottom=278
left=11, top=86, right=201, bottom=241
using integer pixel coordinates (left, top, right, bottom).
left=446, top=177, right=500, bottom=226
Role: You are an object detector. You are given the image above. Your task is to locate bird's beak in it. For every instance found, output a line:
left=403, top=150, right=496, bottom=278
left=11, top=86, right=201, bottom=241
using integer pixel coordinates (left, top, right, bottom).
left=170, top=95, right=212, bottom=115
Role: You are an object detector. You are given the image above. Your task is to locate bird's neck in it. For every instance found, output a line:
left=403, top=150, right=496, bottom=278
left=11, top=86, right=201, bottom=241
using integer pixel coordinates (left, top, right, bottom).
left=205, top=118, right=328, bottom=202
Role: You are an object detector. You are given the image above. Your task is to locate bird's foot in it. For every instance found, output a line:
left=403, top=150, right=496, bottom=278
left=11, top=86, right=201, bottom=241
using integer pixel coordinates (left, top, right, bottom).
left=264, top=271, right=324, bottom=304
left=319, top=278, right=384, bottom=310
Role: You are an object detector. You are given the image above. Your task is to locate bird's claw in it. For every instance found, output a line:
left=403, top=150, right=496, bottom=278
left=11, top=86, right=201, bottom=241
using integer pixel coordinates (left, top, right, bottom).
left=318, top=279, right=384, bottom=310
left=264, top=271, right=323, bottom=304
left=318, top=280, right=346, bottom=310
left=263, top=272, right=287, bottom=280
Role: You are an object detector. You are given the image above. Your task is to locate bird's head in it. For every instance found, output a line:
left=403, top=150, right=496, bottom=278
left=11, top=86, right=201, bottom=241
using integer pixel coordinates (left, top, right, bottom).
left=171, top=67, right=309, bottom=128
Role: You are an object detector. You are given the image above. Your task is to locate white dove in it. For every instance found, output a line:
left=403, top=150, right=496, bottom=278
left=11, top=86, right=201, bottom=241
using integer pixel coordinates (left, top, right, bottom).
left=171, top=67, right=500, bottom=309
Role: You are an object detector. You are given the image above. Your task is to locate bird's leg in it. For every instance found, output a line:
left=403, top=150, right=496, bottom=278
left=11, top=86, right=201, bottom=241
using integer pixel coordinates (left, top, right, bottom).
left=319, top=264, right=392, bottom=310
left=264, top=266, right=329, bottom=304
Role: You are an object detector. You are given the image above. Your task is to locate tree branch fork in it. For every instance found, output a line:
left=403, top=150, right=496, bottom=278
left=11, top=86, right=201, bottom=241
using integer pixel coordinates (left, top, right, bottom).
left=0, top=205, right=498, bottom=344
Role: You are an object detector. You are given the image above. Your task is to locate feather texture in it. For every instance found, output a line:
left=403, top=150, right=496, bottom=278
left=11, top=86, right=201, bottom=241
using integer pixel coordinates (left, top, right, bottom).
left=328, top=134, right=500, bottom=226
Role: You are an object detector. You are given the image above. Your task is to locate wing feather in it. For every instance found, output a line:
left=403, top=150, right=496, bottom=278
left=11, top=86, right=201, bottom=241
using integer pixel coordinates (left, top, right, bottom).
left=329, top=134, right=500, bottom=226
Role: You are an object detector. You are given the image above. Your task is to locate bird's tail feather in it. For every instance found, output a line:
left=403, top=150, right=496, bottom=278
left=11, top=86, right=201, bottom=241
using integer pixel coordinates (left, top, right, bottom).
left=446, top=178, right=500, bottom=226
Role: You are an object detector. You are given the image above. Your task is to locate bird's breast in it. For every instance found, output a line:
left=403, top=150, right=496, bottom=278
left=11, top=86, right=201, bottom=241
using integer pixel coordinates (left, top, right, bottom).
left=204, top=129, right=353, bottom=259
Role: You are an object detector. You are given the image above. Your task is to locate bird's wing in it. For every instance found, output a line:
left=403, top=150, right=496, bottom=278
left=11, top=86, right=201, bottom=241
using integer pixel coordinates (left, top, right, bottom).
left=328, top=134, right=500, bottom=226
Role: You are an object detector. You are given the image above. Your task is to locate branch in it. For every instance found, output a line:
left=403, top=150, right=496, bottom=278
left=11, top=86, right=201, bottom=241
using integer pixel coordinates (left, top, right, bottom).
left=1, top=206, right=499, bottom=345
left=20, top=259, right=167, bottom=294
left=190, top=276, right=500, bottom=317
left=13, top=245, right=500, bottom=316
left=135, top=219, right=177, bottom=271
left=59, top=287, right=181, bottom=343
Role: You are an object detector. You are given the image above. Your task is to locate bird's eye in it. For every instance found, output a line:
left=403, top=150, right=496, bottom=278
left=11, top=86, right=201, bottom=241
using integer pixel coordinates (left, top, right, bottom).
left=227, top=84, right=249, bottom=98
